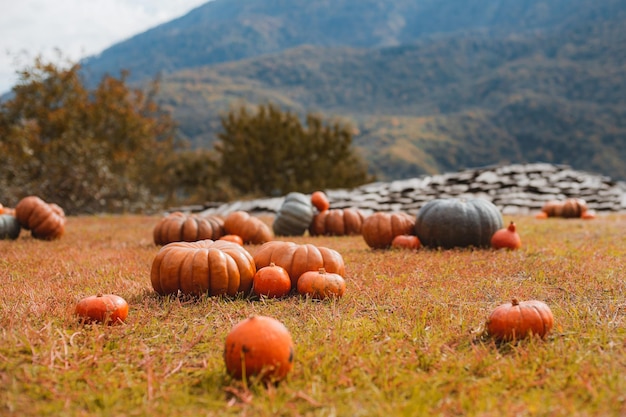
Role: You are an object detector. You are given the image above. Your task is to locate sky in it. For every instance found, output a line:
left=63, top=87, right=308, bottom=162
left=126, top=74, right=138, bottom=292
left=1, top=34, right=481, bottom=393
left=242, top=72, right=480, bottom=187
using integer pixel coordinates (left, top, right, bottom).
left=0, top=0, right=210, bottom=94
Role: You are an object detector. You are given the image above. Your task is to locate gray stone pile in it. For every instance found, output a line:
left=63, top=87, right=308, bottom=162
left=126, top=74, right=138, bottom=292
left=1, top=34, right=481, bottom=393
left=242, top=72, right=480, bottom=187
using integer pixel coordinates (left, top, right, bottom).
left=196, top=163, right=626, bottom=217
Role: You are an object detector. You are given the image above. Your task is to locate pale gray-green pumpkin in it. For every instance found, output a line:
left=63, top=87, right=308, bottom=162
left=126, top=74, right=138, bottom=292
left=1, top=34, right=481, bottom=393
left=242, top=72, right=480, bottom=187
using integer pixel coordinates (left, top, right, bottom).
left=272, top=192, right=316, bottom=236
left=415, top=198, right=503, bottom=249
left=0, top=214, right=21, bottom=240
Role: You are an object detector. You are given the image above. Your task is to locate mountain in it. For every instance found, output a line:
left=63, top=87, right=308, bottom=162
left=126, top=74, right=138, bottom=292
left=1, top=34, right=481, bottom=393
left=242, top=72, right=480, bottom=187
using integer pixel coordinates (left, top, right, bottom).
left=80, top=0, right=626, bottom=181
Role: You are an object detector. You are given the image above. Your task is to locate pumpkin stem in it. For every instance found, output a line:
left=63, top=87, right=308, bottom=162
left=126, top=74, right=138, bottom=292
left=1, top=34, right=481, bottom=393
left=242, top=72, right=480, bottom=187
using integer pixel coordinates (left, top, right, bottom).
left=96, top=293, right=103, bottom=298
left=318, top=267, right=326, bottom=274
left=508, top=221, right=516, bottom=232
left=269, top=262, right=276, bottom=267
left=511, top=298, right=519, bottom=306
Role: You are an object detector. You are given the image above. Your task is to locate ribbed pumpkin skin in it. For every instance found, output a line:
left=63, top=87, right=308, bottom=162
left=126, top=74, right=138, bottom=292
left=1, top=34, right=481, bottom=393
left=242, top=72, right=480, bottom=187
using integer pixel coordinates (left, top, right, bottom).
left=253, top=241, right=345, bottom=289
left=150, top=239, right=256, bottom=296
left=361, top=212, right=415, bottom=249
left=561, top=198, right=588, bottom=218
left=15, top=196, right=65, bottom=240
left=415, top=198, right=503, bottom=249
left=309, top=208, right=366, bottom=236
left=224, top=211, right=273, bottom=244
left=272, top=192, right=315, bottom=236
left=297, top=268, right=346, bottom=299
left=153, top=212, right=224, bottom=245
left=0, top=214, right=21, bottom=240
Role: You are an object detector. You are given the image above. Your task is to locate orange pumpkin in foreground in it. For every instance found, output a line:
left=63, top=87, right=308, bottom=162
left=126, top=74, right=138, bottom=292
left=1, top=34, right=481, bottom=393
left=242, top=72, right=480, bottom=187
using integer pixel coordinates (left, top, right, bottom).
left=75, top=294, right=129, bottom=325
left=297, top=268, right=346, bottom=299
left=253, top=263, right=292, bottom=298
left=487, top=298, right=554, bottom=342
left=224, top=315, right=294, bottom=382
left=490, top=221, right=522, bottom=250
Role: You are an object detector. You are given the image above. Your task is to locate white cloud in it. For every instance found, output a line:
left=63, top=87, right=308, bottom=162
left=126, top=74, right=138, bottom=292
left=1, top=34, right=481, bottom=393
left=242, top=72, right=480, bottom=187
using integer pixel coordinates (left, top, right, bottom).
left=0, top=0, right=208, bottom=94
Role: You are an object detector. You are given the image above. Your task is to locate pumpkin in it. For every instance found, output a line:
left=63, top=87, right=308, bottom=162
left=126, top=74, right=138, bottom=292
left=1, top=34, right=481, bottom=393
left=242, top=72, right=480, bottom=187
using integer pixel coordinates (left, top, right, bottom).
left=253, top=241, right=345, bottom=289
left=581, top=210, right=596, bottom=220
left=487, top=298, right=554, bottom=342
left=534, top=211, right=548, bottom=219
left=561, top=198, right=588, bottom=218
left=224, top=211, right=273, bottom=244
left=224, top=315, right=294, bottom=382
left=272, top=192, right=315, bottom=236
left=491, top=221, right=522, bottom=250
left=415, top=198, right=503, bottom=249
left=391, top=234, right=420, bottom=250
left=14, top=196, right=66, bottom=240
left=361, top=212, right=415, bottom=249
left=309, top=208, right=366, bottom=236
left=311, top=191, right=330, bottom=212
left=75, top=294, right=129, bottom=325
left=150, top=239, right=256, bottom=297
left=0, top=214, right=21, bottom=240
left=153, top=212, right=224, bottom=245
left=252, top=263, right=292, bottom=298
left=297, top=267, right=346, bottom=299
left=541, top=200, right=564, bottom=218
left=219, top=234, right=244, bottom=245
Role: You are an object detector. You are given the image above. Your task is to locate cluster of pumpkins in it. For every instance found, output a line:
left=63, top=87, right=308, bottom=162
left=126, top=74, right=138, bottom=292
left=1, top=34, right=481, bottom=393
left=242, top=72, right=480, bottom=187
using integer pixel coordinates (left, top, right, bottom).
left=2, top=191, right=570, bottom=383
left=0, top=196, right=66, bottom=240
left=536, top=197, right=595, bottom=219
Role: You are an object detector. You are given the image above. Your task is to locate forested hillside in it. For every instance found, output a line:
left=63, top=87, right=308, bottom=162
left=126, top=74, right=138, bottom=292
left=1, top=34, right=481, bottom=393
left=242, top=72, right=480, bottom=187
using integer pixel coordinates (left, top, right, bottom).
left=79, top=0, right=626, bottom=181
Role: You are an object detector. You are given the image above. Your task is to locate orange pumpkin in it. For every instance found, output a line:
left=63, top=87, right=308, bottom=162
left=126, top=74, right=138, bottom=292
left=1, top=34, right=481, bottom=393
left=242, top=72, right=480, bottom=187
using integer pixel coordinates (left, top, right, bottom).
left=361, top=212, right=415, bottom=249
left=581, top=210, right=596, bottom=220
left=534, top=211, right=548, bottom=219
left=253, top=241, right=345, bottom=289
left=391, top=234, right=421, bottom=250
left=224, top=211, right=273, bottom=244
left=487, top=298, right=554, bottom=342
left=309, top=208, right=366, bottom=236
left=253, top=263, right=292, bottom=298
left=310, top=191, right=330, bottom=212
left=224, top=315, right=294, bottom=382
left=75, top=294, right=129, bottom=325
left=491, top=221, right=522, bottom=250
left=562, top=198, right=588, bottom=218
left=297, top=267, right=346, bottom=299
left=150, top=239, right=256, bottom=296
left=219, top=234, right=244, bottom=245
left=14, top=196, right=66, bottom=240
left=153, top=212, right=224, bottom=245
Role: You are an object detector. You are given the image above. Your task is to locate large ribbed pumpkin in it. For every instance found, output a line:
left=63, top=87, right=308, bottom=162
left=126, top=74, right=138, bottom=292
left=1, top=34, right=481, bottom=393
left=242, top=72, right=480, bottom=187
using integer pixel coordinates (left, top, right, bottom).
left=309, top=208, right=366, bottom=236
left=224, top=211, right=273, bottom=244
left=361, top=212, right=415, bottom=249
left=253, top=241, right=345, bottom=289
left=272, top=192, right=315, bottom=236
left=150, top=239, right=256, bottom=296
left=415, top=198, right=503, bottom=249
left=0, top=214, right=21, bottom=240
left=14, top=196, right=66, bottom=240
left=153, top=212, right=224, bottom=245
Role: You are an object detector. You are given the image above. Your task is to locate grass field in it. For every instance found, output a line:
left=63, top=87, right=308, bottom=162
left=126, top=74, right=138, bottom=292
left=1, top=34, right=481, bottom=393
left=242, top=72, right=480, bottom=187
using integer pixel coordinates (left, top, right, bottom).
left=1, top=213, right=625, bottom=416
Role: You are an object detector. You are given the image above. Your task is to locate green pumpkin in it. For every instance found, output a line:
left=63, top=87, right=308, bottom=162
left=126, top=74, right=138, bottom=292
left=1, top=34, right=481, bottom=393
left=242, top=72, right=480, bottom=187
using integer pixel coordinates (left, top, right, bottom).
left=272, top=192, right=315, bottom=236
left=415, top=198, right=503, bottom=249
left=0, top=214, right=21, bottom=240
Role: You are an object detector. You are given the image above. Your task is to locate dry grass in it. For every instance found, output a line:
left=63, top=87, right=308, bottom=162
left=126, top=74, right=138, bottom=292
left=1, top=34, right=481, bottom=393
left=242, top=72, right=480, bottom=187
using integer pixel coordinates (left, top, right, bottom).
left=0, top=213, right=625, bottom=416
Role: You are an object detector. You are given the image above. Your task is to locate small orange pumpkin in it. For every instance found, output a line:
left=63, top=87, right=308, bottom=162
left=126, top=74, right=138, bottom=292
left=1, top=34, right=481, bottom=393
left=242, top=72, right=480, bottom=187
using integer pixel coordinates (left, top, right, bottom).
left=534, top=211, right=548, bottom=219
left=297, top=267, right=346, bottom=299
left=219, top=234, right=244, bottom=246
left=491, top=221, right=522, bottom=250
left=391, top=234, right=421, bottom=250
left=581, top=210, right=596, bottom=220
left=487, top=298, right=554, bottom=342
left=253, top=263, right=292, bottom=298
left=310, top=191, right=330, bottom=212
left=75, top=294, right=129, bottom=325
left=224, top=315, right=294, bottom=382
